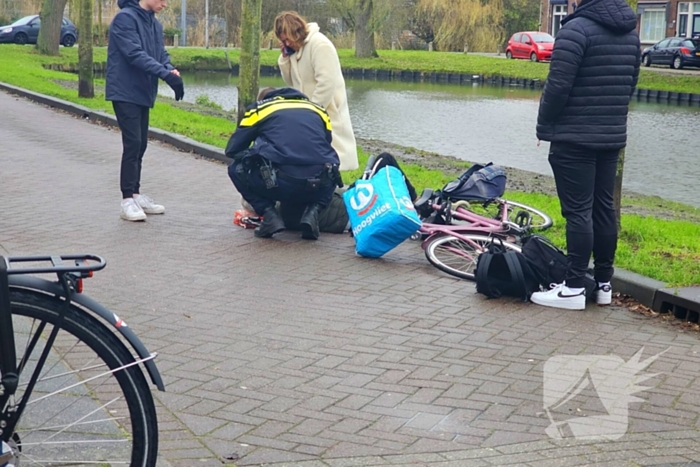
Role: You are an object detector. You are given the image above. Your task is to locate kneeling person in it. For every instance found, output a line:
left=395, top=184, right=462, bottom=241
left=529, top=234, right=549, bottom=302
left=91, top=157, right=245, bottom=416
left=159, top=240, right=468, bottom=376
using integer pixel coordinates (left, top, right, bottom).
left=226, top=87, right=342, bottom=239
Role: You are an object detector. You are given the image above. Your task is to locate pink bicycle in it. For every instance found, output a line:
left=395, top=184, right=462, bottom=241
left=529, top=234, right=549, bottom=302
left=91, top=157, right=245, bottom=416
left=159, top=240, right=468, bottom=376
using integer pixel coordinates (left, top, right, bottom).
left=412, top=188, right=553, bottom=280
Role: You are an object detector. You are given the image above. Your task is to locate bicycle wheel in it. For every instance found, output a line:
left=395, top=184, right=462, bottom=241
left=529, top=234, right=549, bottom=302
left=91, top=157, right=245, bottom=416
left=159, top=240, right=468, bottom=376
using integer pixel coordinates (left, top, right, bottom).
left=424, top=234, right=521, bottom=281
left=4, top=287, right=158, bottom=467
left=502, top=199, right=553, bottom=231
left=457, top=199, right=553, bottom=231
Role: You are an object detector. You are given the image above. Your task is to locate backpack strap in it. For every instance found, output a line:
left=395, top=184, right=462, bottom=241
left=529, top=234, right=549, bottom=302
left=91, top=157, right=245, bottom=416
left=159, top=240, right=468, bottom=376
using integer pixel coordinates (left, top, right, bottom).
left=476, top=251, right=500, bottom=298
left=503, top=251, right=528, bottom=301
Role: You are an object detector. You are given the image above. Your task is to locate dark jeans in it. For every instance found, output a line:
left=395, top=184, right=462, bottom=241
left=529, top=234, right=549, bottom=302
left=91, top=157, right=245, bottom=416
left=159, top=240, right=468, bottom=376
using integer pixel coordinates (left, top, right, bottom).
left=228, top=160, right=335, bottom=215
left=549, top=142, right=620, bottom=288
left=113, top=102, right=150, bottom=199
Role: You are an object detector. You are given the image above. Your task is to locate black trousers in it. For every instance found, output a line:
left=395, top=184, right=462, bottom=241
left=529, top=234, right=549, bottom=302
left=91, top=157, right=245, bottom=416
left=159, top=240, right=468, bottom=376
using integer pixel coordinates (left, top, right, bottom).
left=228, top=160, right=335, bottom=215
left=113, top=102, right=150, bottom=199
left=549, top=142, right=620, bottom=288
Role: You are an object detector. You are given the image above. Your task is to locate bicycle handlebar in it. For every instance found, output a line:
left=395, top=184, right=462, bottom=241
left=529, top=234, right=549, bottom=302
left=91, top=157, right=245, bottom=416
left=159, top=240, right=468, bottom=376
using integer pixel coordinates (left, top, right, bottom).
left=2, top=254, right=107, bottom=275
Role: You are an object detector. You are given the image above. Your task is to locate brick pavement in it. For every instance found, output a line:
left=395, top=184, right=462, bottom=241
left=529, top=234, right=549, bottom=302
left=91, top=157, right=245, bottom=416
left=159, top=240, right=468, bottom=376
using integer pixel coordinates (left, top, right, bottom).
left=1, top=90, right=700, bottom=467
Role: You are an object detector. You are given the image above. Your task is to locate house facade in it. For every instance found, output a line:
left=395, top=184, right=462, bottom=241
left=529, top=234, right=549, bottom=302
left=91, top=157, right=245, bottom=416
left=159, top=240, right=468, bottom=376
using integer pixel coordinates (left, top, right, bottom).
left=540, top=0, right=700, bottom=45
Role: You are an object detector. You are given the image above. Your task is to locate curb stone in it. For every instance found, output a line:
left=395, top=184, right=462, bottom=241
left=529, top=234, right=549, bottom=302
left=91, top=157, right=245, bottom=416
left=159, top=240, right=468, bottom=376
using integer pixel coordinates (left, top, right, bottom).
left=1, top=81, right=697, bottom=317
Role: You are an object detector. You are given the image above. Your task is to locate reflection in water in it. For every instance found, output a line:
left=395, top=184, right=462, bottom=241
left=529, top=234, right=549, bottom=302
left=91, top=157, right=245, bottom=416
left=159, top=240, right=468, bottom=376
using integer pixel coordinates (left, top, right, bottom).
left=160, top=72, right=699, bottom=206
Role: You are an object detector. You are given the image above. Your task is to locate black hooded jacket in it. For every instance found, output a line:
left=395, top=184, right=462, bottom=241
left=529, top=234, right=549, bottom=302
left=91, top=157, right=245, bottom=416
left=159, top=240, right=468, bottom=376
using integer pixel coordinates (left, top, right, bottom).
left=105, top=0, right=173, bottom=108
left=536, top=0, right=641, bottom=150
left=225, top=88, right=340, bottom=169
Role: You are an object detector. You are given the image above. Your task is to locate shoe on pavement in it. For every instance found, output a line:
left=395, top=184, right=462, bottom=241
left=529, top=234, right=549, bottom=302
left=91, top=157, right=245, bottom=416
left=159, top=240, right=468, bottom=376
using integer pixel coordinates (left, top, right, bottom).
left=120, top=198, right=147, bottom=222
left=299, top=204, right=320, bottom=240
left=254, top=207, right=285, bottom=238
left=530, top=283, right=585, bottom=311
left=134, top=194, right=165, bottom=214
left=595, top=282, right=612, bottom=306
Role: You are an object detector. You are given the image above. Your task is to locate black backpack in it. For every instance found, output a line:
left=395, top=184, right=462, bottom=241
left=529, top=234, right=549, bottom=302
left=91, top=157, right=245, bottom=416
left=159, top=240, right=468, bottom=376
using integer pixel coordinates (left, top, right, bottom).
left=442, top=162, right=507, bottom=202
left=521, top=235, right=596, bottom=295
left=475, top=239, right=543, bottom=301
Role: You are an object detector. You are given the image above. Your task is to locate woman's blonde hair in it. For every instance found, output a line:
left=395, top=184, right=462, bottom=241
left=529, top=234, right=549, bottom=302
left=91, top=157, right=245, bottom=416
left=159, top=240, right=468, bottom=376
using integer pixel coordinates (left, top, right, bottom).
left=274, top=11, right=308, bottom=49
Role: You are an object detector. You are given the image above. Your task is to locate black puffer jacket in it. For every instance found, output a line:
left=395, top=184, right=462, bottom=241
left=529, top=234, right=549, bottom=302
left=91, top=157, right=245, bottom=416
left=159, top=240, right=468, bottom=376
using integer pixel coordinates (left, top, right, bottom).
left=536, top=0, right=641, bottom=150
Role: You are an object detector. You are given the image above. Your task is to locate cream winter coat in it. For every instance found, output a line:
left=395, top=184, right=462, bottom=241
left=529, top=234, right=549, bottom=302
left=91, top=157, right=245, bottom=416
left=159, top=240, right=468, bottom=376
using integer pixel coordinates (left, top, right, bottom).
left=278, top=23, right=359, bottom=171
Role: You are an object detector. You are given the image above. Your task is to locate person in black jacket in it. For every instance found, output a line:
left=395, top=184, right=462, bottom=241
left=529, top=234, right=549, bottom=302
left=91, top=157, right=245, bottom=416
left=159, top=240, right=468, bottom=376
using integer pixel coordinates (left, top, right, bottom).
left=226, top=87, right=342, bottom=240
left=106, top=0, right=184, bottom=222
left=531, top=0, right=641, bottom=311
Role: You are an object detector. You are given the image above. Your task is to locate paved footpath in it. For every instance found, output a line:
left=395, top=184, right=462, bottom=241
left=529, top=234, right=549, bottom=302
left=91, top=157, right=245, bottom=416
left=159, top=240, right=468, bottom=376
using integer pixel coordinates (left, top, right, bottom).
left=2, top=90, right=700, bottom=467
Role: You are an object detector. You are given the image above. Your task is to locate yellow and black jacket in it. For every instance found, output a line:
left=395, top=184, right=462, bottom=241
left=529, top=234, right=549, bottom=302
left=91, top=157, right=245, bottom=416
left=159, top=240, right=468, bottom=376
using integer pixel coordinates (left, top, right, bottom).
left=225, top=88, right=340, bottom=168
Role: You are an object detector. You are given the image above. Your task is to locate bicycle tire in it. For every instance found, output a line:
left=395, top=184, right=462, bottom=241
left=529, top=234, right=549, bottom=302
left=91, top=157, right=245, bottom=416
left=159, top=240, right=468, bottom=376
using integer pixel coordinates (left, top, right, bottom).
left=5, top=287, right=158, bottom=467
left=502, top=199, right=553, bottom=231
left=424, top=234, right=521, bottom=281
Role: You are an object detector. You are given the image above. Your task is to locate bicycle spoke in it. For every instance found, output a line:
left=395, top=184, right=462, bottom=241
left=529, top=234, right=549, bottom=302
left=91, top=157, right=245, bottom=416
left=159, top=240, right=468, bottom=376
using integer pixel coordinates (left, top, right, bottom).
left=28, top=354, right=154, bottom=406
left=17, top=416, right=128, bottom=433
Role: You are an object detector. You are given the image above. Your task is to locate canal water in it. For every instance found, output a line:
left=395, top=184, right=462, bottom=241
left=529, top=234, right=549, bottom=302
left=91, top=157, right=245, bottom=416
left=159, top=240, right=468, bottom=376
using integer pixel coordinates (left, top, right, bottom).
left=159, top=72, right=699, bottom=207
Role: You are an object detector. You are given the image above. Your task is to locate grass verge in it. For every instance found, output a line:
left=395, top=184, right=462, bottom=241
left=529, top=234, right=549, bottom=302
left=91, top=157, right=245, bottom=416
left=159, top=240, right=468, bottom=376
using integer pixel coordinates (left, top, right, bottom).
left=1, top=45, right=699, bottom=285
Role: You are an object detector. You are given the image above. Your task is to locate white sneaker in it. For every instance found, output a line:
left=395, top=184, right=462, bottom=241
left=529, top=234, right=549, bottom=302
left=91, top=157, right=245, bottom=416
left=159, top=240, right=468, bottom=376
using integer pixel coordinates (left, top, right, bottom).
left=530, top=283, right=586, bottom=311
left=134, top=194, right=165, bottom=214
left=120, top=198, right=147, bottom=222
left=595, top=282, right=612, bottom=306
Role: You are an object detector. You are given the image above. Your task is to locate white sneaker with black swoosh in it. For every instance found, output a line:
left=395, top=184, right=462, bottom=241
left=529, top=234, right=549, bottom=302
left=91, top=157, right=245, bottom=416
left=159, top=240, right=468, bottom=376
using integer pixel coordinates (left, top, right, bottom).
left=595, top=282, right=613, bottom=306
left=530, top=283, right=586, bottom=310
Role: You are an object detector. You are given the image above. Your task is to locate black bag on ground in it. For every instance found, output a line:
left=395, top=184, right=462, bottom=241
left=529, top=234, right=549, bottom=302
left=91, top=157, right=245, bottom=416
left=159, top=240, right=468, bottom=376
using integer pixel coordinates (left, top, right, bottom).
left=521, top=235, right=596, bottom=295
left=475, top=239, right=543, bottom=301
left=442, top=162, right=507, bottom=202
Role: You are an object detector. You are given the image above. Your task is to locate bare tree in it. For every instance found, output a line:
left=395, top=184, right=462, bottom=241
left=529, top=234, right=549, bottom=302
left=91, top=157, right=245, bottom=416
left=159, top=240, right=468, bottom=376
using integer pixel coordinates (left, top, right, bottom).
left=328, top=0, right=386, bottom=57
left=238, top=0, right=262, bottom=123
left=78, top=0, right=93, bottom=97
left=36, top=0, right=69, bottom=55
left=354, top=0, right=377, bottom=57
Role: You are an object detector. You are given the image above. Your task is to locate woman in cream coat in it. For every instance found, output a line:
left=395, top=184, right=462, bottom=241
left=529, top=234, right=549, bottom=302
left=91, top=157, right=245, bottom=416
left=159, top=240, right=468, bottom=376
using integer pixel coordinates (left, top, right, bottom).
left=275, top=11, right=359, bottom=171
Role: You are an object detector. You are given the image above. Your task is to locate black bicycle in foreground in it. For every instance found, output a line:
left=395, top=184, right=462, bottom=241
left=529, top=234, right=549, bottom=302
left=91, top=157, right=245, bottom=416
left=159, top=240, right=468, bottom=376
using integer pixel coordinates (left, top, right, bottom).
left=1, top=254, right=164, bottom=467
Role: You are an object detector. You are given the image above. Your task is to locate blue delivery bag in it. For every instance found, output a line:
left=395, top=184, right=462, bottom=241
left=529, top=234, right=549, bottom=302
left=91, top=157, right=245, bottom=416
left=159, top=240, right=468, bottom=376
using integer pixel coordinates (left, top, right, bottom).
left=343, top=166, right=422, bottom=258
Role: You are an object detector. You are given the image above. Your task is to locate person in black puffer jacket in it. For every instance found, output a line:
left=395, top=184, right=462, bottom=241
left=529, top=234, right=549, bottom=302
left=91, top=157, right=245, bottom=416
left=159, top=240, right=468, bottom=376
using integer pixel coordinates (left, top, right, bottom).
left=531, top=0, right=640, bottom=311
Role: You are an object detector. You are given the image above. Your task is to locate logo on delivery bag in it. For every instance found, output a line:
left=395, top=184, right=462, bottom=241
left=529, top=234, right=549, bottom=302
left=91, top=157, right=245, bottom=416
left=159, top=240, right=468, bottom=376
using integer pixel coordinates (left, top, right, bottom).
left=349, top=184, right=378, bottom=216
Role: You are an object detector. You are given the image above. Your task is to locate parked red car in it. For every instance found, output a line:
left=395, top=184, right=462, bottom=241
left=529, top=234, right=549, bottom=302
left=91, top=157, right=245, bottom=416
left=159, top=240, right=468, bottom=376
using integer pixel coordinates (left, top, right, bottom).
left=505, top=32, right=555, bottom=62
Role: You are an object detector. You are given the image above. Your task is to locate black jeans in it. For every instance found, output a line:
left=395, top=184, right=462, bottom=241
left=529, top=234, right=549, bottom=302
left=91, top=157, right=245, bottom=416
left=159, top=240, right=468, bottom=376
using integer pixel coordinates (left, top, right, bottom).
left=113, top=102, right=150, bottom=199
left=228, top=160, right=335, bottom=215
left=549, top=142, right=620, bottom=288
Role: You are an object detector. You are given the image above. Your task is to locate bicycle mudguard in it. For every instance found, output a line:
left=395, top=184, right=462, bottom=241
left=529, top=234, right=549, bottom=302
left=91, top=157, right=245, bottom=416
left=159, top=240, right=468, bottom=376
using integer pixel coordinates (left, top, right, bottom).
left=7, top=275, right=165, bottom=391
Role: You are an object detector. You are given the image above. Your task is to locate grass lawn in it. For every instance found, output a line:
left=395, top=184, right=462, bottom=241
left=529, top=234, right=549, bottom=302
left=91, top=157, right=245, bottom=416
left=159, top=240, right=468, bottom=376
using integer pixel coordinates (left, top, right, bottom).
left=1, top=45, right=699, bottom=286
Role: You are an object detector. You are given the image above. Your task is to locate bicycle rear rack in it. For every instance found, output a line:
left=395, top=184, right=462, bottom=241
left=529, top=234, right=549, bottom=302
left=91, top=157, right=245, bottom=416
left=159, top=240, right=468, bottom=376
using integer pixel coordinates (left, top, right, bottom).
left=3, top=255, right=106, bottom=276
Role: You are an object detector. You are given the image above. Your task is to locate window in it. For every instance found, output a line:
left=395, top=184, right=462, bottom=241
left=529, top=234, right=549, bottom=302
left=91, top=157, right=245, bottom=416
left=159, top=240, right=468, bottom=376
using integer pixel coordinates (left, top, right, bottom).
left=640, top=9, right=666, bottom=42
left=531, top=33, right=555, bottom=43
left=679, top=3, right=689, bottom=36
left=669, top=39, right=682, bottom=46
left=513, top=33, right=521, bottom=42
left=657, top=38, right=671, bottom=48
left=552, top=5, right=567, bottom=37
left=521, top=34, right=532, bottom=44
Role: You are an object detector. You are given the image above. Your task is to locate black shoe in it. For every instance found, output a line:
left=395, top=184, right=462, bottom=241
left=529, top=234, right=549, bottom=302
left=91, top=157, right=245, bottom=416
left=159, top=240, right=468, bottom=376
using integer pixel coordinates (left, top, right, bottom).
left=299, top=204, right=320, bottom=240
left=254, top=207, right=285, bottom=238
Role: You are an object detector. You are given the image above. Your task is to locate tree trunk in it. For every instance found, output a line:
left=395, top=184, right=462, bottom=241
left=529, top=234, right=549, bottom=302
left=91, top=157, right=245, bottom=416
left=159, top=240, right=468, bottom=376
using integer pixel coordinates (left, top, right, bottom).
left=97, top=0, right=103, bottom=46
left=36, top=0, right=69, bottom=56
left=78, top=0, right=94, bottom=98
left=237, top=0, right=262, bottom=123
left=613, top=148, right=625, bottom=231
left=354, top=0, right=378, bottom=58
